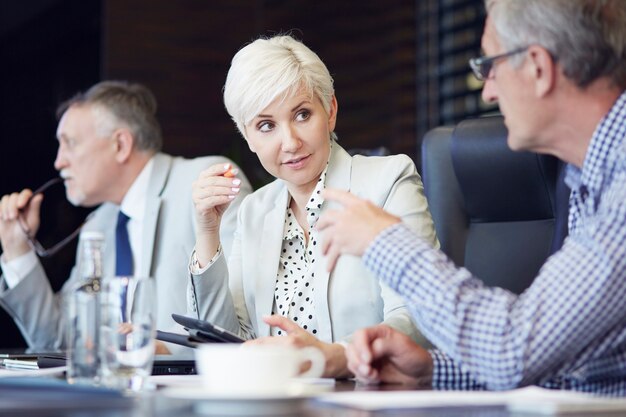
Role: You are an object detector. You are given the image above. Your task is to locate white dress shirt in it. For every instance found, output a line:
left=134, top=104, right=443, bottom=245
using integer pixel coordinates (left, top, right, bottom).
left=119, top=157, right=154, bottom=276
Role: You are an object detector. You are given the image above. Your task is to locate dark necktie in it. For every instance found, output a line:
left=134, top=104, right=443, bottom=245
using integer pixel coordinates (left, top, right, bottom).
left=115, top=211, right=133, bottom=276
left=115, top=211, right=133, bottom=320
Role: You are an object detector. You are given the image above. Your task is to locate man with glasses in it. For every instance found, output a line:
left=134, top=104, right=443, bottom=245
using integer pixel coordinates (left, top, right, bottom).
left=0, top=81, right=251, bottom=350
left=317, top=0, right=626, bottom=394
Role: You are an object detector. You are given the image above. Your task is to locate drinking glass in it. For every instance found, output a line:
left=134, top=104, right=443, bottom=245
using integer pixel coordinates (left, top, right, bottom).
left=99, top=276, right=156, bottom=392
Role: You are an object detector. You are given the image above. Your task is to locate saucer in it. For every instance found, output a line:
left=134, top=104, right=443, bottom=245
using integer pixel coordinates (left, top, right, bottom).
left=161, top=383, right=331, bottom=415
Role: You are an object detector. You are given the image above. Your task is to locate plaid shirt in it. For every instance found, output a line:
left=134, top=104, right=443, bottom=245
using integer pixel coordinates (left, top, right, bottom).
left=364, top=91, right=626, bottom=395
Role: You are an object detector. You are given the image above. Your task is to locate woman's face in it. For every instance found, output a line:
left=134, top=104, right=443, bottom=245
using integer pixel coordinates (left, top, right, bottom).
left=245, top=87, right=337, bottom=197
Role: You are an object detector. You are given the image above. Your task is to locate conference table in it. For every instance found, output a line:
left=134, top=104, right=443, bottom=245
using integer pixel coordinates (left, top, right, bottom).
left=0, top=347, right=510, bottom=416
left=0, top=373, right=524, bottom=417
left=3, top=350, right=616, bottom=417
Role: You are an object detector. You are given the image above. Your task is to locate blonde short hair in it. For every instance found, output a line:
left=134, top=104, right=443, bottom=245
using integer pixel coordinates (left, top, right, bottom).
left=224, top=35, right=336, bottom=140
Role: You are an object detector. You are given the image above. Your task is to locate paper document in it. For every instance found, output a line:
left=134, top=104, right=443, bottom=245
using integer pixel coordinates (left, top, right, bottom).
left=2, top=358, right=39, bottom=370
left=507, top=387, right=626, bottom=415
left=0, top=366, right=67, bottom=378
left=316, top=389, right=505, bottom=409
left=315, top=386, right=626, bottom=415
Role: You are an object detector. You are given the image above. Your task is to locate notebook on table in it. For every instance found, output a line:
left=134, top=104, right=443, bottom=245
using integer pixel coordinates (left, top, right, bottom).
left=1, top=352, right=195, bottom=375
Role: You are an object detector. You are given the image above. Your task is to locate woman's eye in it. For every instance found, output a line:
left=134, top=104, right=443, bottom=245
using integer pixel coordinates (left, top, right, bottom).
left=296, top=110, right=310, bottom=122
left=257, top=121, right=274, bottom=132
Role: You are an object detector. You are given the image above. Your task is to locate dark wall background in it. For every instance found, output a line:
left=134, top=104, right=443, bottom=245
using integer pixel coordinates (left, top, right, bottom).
left=0, top=0, right=101, bottom=348
left=0, top=0, right=485, bottom=348
left=102, top=0, right=419, bottom=186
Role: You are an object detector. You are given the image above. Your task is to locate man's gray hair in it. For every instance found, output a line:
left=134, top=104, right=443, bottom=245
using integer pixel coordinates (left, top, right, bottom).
left=486, top=0, right=626, bottom=89
left=57, top=81, right=163, bottom=152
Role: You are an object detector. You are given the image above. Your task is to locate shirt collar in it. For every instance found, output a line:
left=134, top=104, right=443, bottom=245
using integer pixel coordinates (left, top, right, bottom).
left=305, top=162, right=329, bottom=212
left=120, top=156, right=155, bottom=221
left=565, top=91, right=626, bottom=192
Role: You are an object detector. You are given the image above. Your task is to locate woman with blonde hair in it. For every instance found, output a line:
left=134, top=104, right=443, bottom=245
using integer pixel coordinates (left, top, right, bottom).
left=187, top=35, right=438, bottom=377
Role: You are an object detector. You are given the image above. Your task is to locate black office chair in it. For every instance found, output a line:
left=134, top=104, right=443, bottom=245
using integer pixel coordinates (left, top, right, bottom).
left=421, top=116, right=567, bottom=294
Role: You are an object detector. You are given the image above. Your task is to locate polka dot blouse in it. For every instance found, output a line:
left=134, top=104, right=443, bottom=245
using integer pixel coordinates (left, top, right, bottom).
left=271, top=163, right=329, bottom=337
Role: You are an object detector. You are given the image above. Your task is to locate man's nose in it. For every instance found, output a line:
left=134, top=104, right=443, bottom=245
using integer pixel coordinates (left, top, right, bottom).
left=53, top=146, right=67, bottom=171
left=481, top=78, right=498, bottom=104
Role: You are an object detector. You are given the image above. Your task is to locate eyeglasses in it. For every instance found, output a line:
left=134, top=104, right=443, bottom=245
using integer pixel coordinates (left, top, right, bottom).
left=17, top=178, right=93, bottom=257
left=469, top=47, right=529, bottom=81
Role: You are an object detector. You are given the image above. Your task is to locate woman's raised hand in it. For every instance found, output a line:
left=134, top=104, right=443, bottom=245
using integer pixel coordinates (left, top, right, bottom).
left=192, top=163, right=241, bottom=233
left=192, top=163, right=241, bottom=265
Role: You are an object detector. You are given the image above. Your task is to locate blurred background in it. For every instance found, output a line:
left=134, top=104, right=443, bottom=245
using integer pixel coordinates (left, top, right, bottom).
left=0, top=0, right=495, bottom=347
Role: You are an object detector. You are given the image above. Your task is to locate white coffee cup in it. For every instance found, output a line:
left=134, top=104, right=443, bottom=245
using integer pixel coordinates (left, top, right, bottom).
left=195, top=344, right=325, bottom=396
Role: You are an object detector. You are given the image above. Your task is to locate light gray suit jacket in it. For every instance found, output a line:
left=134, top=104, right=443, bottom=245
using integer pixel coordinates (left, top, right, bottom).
left=0, top=153, right=251, bottom=349
left=188, top=144, right=438, bottom=345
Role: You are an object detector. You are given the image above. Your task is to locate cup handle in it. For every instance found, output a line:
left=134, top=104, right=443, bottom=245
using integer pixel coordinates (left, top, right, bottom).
left=297, top=346, right=325, bottom=378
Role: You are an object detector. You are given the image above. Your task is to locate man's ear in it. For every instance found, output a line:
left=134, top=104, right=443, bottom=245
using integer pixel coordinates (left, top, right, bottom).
left=528, top=45, right=556, bottom=98
left=112, top=129, right=134, bottom=163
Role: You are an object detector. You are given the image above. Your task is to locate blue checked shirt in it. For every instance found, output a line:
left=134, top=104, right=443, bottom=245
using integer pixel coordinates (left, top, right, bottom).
left=364, top=92, right=626, bottom=395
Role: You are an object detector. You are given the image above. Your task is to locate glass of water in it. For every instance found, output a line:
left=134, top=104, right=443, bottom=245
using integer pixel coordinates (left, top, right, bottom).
left=100, top=276, right=156, bottom=392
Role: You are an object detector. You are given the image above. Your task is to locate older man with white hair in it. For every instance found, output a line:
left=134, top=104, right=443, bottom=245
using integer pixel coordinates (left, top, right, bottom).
left=318, top=0, right=626, bottom=394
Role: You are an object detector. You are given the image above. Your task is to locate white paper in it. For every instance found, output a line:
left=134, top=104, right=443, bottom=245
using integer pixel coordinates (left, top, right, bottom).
left=0, top=366, right=67, bottom=378
left=507, top=386, right=626, bottom=415
left=316, top=389, right=507, bottom=409
left=315, top=386, right=626, bottom=415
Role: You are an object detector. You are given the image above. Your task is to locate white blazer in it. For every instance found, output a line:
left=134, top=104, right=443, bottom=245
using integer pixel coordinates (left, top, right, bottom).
left=188, top=144, right=438, bottom=344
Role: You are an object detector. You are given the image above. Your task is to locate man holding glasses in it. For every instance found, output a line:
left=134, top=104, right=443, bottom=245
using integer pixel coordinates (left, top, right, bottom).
left=318, top=0, right=626, bottom=394
left=0, top=81, right=251, bottom=350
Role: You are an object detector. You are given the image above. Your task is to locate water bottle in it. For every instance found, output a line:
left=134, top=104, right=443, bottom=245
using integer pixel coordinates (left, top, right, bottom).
left=66, top=231, right=104, bottom=385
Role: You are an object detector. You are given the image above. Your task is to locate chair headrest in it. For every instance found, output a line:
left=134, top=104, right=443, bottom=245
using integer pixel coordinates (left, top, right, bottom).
left=451, top=116, right=558, bottom=222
